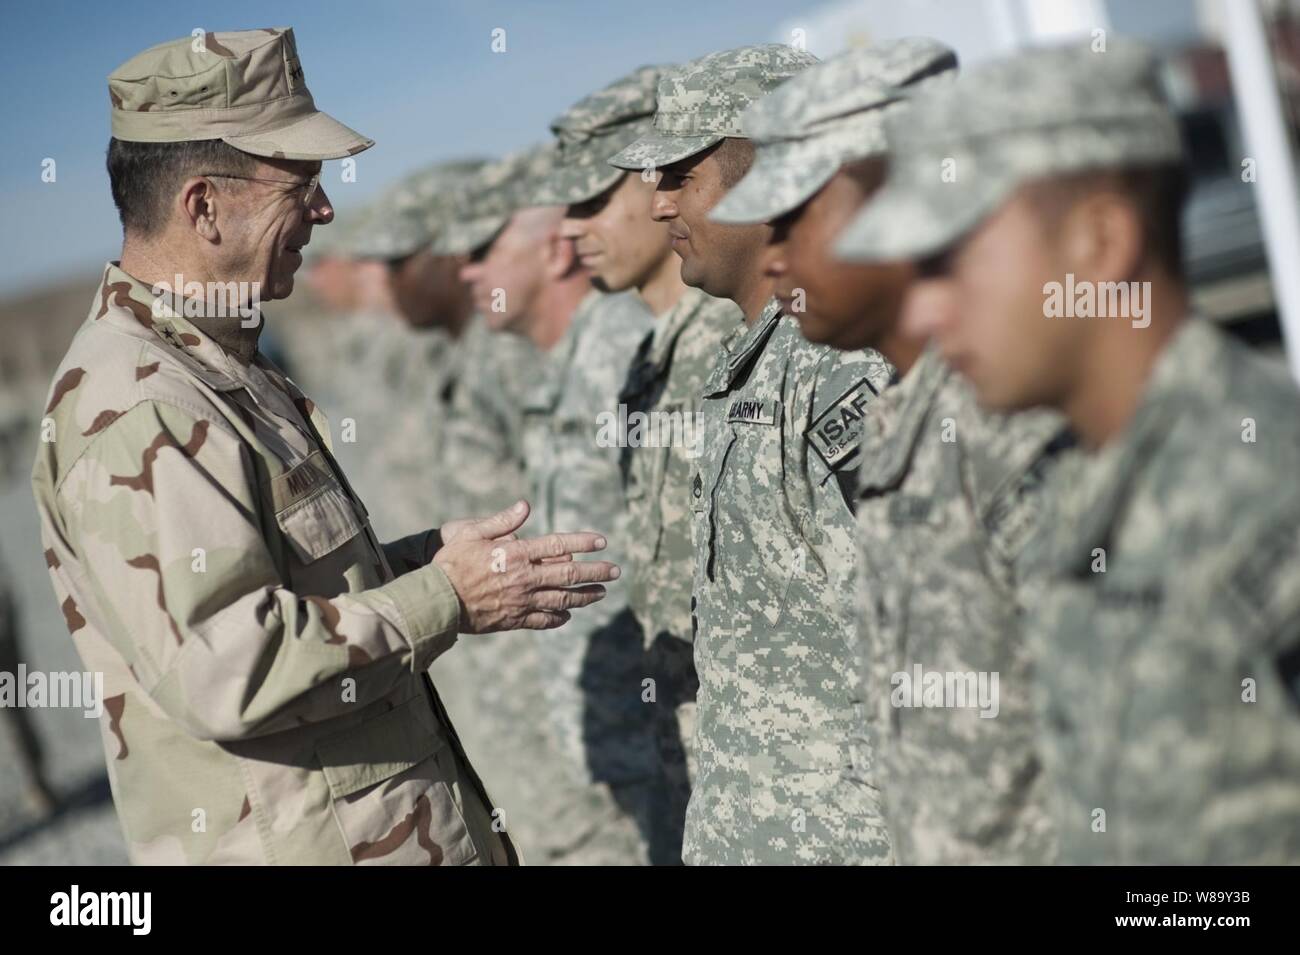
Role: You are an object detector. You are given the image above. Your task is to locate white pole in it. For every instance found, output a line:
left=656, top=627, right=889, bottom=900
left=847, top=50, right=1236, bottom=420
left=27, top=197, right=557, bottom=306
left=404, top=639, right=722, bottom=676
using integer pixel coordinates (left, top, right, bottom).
left=1222, top=0, right=1300, bottom=380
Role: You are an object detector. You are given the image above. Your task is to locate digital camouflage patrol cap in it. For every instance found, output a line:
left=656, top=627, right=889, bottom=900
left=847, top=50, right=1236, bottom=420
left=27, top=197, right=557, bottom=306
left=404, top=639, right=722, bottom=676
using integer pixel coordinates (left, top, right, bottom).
left=347, top=159, right=489, bottom=260
left=429, top=143, right=560, bottom=256
left=711, top=38, right=958, bottom=225
left=836, top=38, right=1185, bottom=262
left=535, top=65, right=664, bottom=206
left=108, top=27, right=374, bottom=161
left=607, top=44, right=818, bottom=172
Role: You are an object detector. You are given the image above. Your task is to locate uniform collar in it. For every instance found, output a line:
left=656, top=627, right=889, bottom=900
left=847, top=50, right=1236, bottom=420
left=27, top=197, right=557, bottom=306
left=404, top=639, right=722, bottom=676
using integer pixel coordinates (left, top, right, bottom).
left=620, top=287, right=742, bottom=402
left=1037, top=318, right=1216, bottom=576
left=92, top=262, right=256, bottom=392
left=646, top=286, right=706, bottom=371
left=524, top=289, right=603, bottom=412
left=856, top=344, right=948, bottom=494
left=703, top=296, right=782, bottom=396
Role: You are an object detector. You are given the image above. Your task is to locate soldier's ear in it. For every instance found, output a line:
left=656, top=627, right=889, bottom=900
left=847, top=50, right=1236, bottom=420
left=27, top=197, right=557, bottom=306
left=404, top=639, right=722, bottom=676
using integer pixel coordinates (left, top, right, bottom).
left=545, top=227, right=578, bottom=280
left=179, top=177, right=221, bottom=243
left=1060, top=190, right=1142, bottom=283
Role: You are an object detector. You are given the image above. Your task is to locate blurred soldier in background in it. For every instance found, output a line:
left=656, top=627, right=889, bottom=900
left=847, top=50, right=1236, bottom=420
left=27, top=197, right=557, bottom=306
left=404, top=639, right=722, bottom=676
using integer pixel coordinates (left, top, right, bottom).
left=838, top=39, right=1300, bottom=864
left=1, top=378, right=57, bottom=817
left=612, top=44, right=894, bottom=865
left=540, top=63, right=741, bottom=861
left=458, top=144, right=660, bottom=863
left=400, top=153, right=558, bottom=863
left=723, top=37, right=1068, bottom=864
left=0, top=558, right=56, bottom=817
left=339, top=159, right=486, bottom=537
left=299, top=205, right=398, bottom=407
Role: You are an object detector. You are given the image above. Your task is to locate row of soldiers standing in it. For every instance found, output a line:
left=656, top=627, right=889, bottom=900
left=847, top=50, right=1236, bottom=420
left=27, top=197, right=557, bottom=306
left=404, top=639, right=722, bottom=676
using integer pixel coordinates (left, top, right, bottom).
left=304, top=36, right=1300, bottom=864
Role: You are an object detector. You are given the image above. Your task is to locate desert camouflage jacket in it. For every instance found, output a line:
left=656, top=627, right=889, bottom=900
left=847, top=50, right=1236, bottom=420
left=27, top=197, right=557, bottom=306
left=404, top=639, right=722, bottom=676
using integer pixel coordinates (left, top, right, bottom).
left=31, top=263, right=515, bottom=866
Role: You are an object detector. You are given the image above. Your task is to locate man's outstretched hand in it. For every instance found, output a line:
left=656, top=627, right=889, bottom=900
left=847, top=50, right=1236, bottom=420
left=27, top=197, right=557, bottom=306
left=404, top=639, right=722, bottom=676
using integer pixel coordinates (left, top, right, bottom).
left=433, top=500, right=618, bottom=632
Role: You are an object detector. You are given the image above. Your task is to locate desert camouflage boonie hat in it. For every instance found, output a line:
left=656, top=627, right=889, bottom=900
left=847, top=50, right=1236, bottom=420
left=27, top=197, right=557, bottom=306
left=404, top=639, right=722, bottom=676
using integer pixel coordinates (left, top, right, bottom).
left=108, top=27, right=373, bottom=161
left=836, top=38, right=1186, bottom=262
left=535, top=65, right=664, bottom=206
left=347, top=159, right=488, bottom=260
left=430, top=143, right=560, bottom=256
left=607, top=44, right=818, bottom=172
left=711, top=38, right=958, bottom=225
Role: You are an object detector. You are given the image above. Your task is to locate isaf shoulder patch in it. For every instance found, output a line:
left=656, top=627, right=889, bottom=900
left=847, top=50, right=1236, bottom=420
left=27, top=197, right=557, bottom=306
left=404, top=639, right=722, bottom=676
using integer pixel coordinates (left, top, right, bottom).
left=806, top=377, right=878, bottom=471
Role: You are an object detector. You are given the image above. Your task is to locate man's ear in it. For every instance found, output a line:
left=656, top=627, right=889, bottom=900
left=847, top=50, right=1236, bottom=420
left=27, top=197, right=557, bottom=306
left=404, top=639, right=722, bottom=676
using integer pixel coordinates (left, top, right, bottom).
left=1061, top=190, right=1143, bottom=283
left=178, top=176, right=221, bottom=243
left=544, top=227, right=577, bottom=281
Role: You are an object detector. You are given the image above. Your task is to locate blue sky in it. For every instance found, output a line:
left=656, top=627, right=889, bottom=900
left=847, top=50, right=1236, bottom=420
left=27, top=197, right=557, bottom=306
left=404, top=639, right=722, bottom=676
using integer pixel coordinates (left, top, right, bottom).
left=0, top=0, right=1204, bottom=297
left=0, top=0, right=830, bottom=296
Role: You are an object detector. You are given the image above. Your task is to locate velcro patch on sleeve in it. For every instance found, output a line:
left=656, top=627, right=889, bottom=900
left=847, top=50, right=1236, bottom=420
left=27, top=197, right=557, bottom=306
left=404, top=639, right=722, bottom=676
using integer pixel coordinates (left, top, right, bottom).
left=726, top=398, right=780, bottom=426
left=805, top=377, right=877, bottom=471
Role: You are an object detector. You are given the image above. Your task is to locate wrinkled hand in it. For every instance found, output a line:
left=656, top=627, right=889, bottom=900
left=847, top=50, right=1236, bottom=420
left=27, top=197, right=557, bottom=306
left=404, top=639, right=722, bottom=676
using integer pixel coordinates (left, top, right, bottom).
left=433, top=500, right=619, bottom=632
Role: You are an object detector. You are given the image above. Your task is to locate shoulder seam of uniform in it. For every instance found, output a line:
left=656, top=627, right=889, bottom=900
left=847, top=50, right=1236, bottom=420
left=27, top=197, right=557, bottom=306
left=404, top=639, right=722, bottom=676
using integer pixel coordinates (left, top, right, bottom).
left=53, top=391, right=240, bottom=501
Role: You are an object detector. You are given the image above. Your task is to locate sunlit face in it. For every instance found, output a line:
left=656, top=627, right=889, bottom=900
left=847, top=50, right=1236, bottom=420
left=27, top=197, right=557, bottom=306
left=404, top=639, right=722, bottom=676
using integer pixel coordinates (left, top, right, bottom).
left=387, top=248, right=472, bottom=328
left=651, top=145, right=770, bottom=301
left=765, top=164, right=915, bottom=350
left=561, top=173, right=672, bottom=293
left=902, top=190, right=1085, bottom=412
left=211, top=157, right=331, bottom=302
left=457, top=208, right=553, bottom=334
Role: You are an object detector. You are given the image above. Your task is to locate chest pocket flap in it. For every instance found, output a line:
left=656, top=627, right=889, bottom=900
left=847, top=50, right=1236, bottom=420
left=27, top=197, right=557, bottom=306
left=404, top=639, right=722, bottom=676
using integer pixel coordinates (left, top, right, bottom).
left=273, top=450, right=364, bottom=564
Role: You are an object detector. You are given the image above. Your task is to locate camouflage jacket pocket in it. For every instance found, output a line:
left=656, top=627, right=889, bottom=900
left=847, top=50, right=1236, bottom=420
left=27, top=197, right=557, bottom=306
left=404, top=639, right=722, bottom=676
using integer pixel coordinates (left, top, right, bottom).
left=317, top=697, right=478, bottom=866
left=273, top=452, right=364, bottom=564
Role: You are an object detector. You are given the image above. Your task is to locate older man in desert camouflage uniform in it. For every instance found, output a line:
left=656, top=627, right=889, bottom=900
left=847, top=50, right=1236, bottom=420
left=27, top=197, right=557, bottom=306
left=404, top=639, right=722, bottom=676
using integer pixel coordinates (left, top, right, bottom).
left=31, top=28, right=618, bottom=866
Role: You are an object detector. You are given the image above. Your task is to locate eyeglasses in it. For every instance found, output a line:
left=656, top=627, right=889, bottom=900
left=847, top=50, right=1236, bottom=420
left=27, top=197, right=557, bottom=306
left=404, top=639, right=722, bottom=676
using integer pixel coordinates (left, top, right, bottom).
left=200, top=171, right=322, bottom=208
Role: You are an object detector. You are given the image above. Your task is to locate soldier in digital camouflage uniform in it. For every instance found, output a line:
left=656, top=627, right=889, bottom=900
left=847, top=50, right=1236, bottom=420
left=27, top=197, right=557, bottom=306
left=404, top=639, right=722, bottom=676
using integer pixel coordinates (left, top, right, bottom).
left=838, top=39, right=1300, bottom=863
left=611, top=45, right=895, bottom=865
left=456, top=144, right=663, bottom=863
left=719, top=38, right=1069, bottom=864
left=538, top=63, right=743, bottom=862
left=30, top=27, right=620, bottom=866
left=298, top=198, right=400, bottom=404
left=425, top=159, right=540, bottom=526
left=419, top=147, right=653, bottom=864
left=412, top=153, right=573, bottom=865
left=338, top=159, right=488, bottom=538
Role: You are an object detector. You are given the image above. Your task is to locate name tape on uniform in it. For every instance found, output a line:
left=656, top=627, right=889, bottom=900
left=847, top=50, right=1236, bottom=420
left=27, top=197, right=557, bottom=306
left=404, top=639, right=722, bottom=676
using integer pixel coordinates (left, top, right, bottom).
left=727, top=398, right=780, bottom=426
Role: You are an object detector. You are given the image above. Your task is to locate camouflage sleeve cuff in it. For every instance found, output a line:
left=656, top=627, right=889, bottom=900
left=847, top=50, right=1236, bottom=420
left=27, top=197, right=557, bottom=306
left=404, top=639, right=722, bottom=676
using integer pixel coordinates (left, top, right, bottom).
left=375, top=561, right=462, bottom=671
